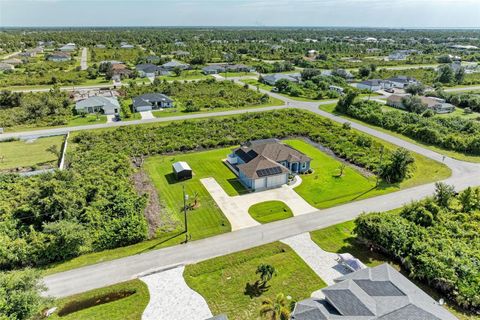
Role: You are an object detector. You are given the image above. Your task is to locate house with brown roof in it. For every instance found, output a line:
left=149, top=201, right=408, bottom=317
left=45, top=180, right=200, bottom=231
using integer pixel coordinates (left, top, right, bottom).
left=227, top=139, right=311, bottom=191
left=387, top=94, right=455, bottom=114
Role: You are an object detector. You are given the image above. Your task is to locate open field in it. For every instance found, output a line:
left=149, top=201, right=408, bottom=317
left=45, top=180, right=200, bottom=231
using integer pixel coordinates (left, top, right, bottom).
left=48, top=280, right=149, bottom=320
left=5, top=114, right=107, bottom=133
left=242, top=79, right=321, bottom=102
left=309, top=219, right=477, bottom=320
left=184, top=242, right=326, bottom=320
left=319, top=103, right=480, bottom=163
left=0, top=135, right=64, bottom=170
left=284, top=139, right=451, bottom=208
left=248, top=201, right=293, bottom=223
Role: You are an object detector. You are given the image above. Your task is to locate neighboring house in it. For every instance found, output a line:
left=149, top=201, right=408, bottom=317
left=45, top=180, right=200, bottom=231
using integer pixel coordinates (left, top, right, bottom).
left=0, top=63, right=14, bottom=71
left=291, top=264, right=457, bottom=320
left=357, top=79, right=392, bottom=91
left=329, top=85, right=344, bottom=94
left=387, top=95, right=455, bottom=114
left=261, top=73, right=301, bottom=86
left=388, top=51, right=408, bottom=61
left=136, top=63, right=160, bottom=77
left=19, top=47, right=44, bottom=57
left=387, top=76, right=419, bottom=88
left=75, top=96, right=120, bottom=115
left=307, top=49, right=318, bottom=57
left=47, top=52, right=71, bottom=62
left=59, top=43, right=76, bottom=52
left=202, top=63, right=255, bottom=75
left=172, top=161, right=192, bottom=180
left=111, top=64, right=132, bottom=81
left=171, top=50, right=190, bottom=57
left=161, top=60, right=190, bottom=71
left=132, top=93, right=174, bottom=112
left=333, top=68, right=354, bottom=80
left=227, top=139, right=311, bottom=191
left=120, top=44, right=134, bottom=49
left=95, top=44, right=106, bottom=48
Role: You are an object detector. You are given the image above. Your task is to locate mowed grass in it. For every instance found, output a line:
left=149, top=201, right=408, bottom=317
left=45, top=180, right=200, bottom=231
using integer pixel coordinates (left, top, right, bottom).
left=284, top=139, right=450, bottom=208
left=0, top=135, right=64, bottom=170
left=309, top=219, right=476, bottom=320
left=48, top=280, right=149, bottom=320
left=184, top=242, right=327, bottom=320
left=248, top=201, right=293, bottom=223
left=319, top=103, right=480, bottom=163
left=4, top=114, right=106, bottom=133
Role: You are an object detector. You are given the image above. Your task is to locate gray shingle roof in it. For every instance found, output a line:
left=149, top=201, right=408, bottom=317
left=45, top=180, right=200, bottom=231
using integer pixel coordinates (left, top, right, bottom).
left=292, top=264, right=458, bottom=320
left=75, top=96, right=119, bottom=111
left=132, top=93, right=173, bottom=108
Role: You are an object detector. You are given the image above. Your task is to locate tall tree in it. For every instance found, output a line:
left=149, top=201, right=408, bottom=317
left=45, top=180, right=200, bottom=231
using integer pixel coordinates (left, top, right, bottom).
left=259, top=293, right=291, bottom=320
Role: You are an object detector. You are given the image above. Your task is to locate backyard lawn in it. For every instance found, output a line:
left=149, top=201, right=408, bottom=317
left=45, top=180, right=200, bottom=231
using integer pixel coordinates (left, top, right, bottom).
left=248, top=201, right=293, bottom=223
left=284, top=139, right=450, bottom=208
left=48, top=280, right=149, bottom=320
left=0, top=135, right=64, bottom=170
left=184, top=242, right=326, bottom=320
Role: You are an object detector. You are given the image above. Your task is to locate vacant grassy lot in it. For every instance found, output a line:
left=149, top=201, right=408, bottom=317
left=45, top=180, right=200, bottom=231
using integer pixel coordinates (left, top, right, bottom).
left=320, top=103, right=480, bottom=163
left=184, top=242, right=326, bottom=320
left=5, top=114, right=107, bottom=133
left=242, top=79, right=320, bottom=102
left=0, top=135, right=64, bottom=170
left=49, top=280, right=149, bottom=320
left=248, top=201, right=293, bottom=223
left=284, top=139, right=450, bottom=208
left=309, top=219, right=476, bottom=320
left=158, top=69, right=212, bottom=81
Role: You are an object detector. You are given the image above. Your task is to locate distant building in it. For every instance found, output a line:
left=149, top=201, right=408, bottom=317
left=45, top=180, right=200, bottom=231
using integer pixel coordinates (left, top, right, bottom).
left=387, top=94, right=455, bottom=114
left=75, top=96, right=120, bottom=115
left=2, top=58, right=23, bottom=65
left=307, top=49, right=318, bottom=57
left=357, top=79, right=392, bottom=91
left=202, top=63, right=255, bottom=75
left=161, top=60, right=190, bottom=71
left=171, top=50, right=190, bottom=57
left=59, top=43, right=76, bottom=52
left=291, top=264, right=457, bottom=320
left=136, top=63, right=161, bottom=78
left=120, top=44, right=134, bottom=49
left=132, top=93, right=174, bottom=112
left=261, top=73, right=301, bottom=86
left=0, top=62, right=14, bottom=71
left=329, top=85, right=344, bottom=94
left=95, top=44, right=106, bottom=49
left=19, top=47, right=44, bottom=57
left=387, top=76, right=419, bottom=89
left=47, top=52, right=71, bottom=62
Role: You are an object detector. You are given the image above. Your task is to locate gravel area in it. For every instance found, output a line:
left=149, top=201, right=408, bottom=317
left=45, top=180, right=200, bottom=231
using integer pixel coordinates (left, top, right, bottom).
left=281, top=233, right=351, bottom=285
left=140, top=266, right=213, bottom=320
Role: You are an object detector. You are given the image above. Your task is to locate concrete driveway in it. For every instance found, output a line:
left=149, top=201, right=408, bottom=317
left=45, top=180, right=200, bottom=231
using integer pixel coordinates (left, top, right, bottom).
left=140, top=266, right=212, bottom=320
left=201, top=176, right=317, bottom=231
left=106, top=115, right=115, bottom=123
left=140, top=111, right=155, bottom=120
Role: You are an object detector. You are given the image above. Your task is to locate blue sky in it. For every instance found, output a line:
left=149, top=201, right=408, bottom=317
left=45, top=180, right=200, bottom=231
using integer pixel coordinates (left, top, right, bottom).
left=1, top=0, right=479, bottom=28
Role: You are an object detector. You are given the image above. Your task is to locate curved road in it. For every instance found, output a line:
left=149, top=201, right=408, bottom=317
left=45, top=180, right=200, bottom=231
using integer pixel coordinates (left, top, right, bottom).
left=37, top=78, right=480, bottom=297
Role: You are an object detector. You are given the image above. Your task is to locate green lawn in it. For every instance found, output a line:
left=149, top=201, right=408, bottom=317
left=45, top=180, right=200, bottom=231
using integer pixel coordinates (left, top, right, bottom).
left=0, top=135, right=64, bottom=170
left=319, top=103, right=480, bottom=163
left=309, top=220, right=476, bottom=320
left=4, top=114, right=107, bottom=133
left=184, top=242, right=326, bottom=320
left=158, top=70, right=212, bottom=81
left=151, top=96, right=284, bottom=118
left=219, top=72, right=257, bottom=78
left=48, top=280, right=149, bottom=320
left=284, top=139, right=451, bottom=208
left=248, top=201, right=293, bottom=223
left=242, top=79, right=323, bottom=102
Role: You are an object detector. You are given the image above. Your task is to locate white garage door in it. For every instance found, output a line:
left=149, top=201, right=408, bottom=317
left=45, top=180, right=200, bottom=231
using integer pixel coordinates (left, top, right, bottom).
left=266, top=174, right=287, bottom=188
left=136, top=105, right=152, bottom=112
left=254, top=178, right=266, bottom=190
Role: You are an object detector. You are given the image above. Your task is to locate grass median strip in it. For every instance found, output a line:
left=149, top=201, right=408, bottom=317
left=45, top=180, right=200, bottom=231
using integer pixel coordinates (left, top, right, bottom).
left=248, top=201, right=293, bottom=223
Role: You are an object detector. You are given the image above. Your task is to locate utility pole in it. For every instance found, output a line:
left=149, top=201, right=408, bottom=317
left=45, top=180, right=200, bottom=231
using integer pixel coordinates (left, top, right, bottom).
left=183, top=184, right=189, bottom=243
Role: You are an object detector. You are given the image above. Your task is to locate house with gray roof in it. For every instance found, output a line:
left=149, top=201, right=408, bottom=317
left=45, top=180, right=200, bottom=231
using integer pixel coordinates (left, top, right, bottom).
left=161, top=60, right=190, bottom=71
left=227, top=139, right=311, bottom=191
left=59, top=43, right=76, bottom=52
left=202, top=63, right=255, bottom=75
left=357, top=79, right=392, bottom=91
left=0, top=62, right=14, bottom=71
left=136, top=63, right=161, bottom=77
left=47, top=52, right=71, bottom=62
left=75, top=96, right=120, bottom=115
left=261, top=73, right=301, bottom=86
left=132, top=93, right=174, bottom=112
left=387, top=76, right=419, bottom=89
left=291, top=263, right=458, bottom=320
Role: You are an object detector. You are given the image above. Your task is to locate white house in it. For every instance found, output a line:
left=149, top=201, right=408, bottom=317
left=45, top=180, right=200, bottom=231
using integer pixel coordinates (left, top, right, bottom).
left=357, top=79, right=392, bottom=91
left=387, top=76, right=419, bottom=89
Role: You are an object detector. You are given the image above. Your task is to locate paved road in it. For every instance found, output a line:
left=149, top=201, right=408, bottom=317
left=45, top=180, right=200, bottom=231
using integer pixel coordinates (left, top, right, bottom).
left=80, top=47, right=88, bottom=71
left=444, top=85, right=480, bottom=92
left=43, top=85, right=480, bottom=297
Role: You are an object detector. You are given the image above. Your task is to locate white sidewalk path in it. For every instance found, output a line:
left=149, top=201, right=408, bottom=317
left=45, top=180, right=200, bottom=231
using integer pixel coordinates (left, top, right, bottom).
left=140, top=266, right=213, bottom=320
left=201, top=176, right=317, bottom=231
left=281, top=233, right=350, bottom=286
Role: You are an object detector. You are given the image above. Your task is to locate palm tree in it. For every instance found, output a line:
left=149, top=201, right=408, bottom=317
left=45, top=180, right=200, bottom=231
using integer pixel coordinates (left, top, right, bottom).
left=256, top=264, right=277, bottom=284
left=259, top=293, right=291, bottom=320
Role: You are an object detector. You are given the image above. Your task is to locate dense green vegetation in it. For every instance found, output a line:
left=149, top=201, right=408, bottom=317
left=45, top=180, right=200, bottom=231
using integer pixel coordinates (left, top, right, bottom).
left=0, top=109, right=418, bottom=272
left=48, top=280, right=149, bottom=320
left=0, top=135, right=64, bottom=171
left=184, top=242, right=326, bottom=320
left=337, top=98, right=480, bottom=155
left=123, top=78, right=271, bottom=112
left=355, top=185, right=480, bottom=312
left=248, top=201, right=293, bottom=223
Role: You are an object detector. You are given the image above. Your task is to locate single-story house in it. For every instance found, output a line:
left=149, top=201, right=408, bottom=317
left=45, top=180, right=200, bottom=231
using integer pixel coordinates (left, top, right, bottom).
left=329, top=85, right=344, bottom=93
left=261, top=73, right=301, bottom=86
left=171, top=50, right=190, bottom=57
left=333, top=68, right=354, bottom=80
left=47, top=52, right=71, bottom=62
left=0, top=62, right=14, bottom=71
left=161, top=60, right=190, bottom=71
left=132, top=93, right=174, bottom=112
left=136, top=63, right=160, bottom=77
left=202, top=64, right=255, bottom=75
left=357, top=79, right=392, bottom=91
left=387, top=76, right=419, bottom=89
left=227, top=139, right=311, bottom=191
left=59, top=43, right=76, bottom=52
left=111, top=64, right=133, bottom=81
left=388, top=51, right=409, bottom=61
left=2, top=58, right=22, bottom=65
left=75, top=96, right=120, bottom=115
left=386, top=94, right=408, bottom=109
left=19, top=47, right=44, bottom=57
left=387, top=94, right=455, bottom=114
left=95, top=44, right=106, bottom=48
left=120, top=44, right=134, bottom=49
left=291, top=264, right=457, bottom=320
left=172, top=161, right=192, bottom=180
